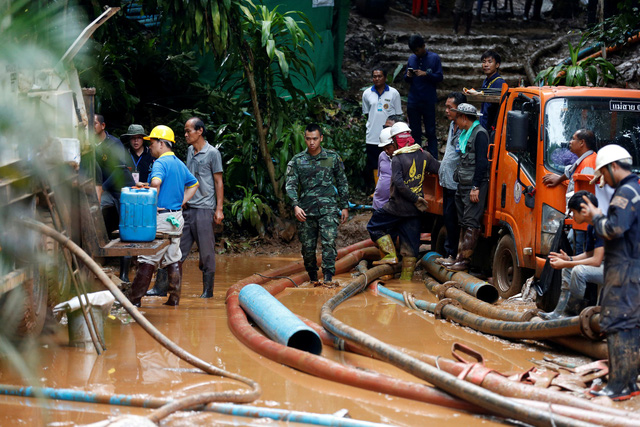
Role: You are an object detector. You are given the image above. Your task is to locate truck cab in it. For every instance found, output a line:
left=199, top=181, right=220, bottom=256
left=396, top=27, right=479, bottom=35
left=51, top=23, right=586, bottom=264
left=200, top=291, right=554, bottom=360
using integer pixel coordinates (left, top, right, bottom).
left=424, top=85, right=640, bottom=298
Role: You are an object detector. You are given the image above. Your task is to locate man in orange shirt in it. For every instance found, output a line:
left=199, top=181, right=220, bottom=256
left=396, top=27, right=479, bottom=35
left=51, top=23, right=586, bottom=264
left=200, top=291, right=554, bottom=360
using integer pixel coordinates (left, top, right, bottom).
left=543, top=129, right=597, bottom=254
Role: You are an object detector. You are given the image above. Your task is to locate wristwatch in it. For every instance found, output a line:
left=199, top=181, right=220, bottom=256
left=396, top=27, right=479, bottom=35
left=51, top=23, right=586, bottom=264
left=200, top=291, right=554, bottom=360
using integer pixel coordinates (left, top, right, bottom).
left=471, top=186, right=479, bottom=191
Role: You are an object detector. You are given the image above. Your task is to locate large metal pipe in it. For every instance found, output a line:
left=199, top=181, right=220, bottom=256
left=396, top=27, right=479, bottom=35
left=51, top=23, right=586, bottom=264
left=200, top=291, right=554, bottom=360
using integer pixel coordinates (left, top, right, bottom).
left=421, top=252, right=499, bottom=303
left=425, top=278, right=538, bottom=321
left=239, top=283, right=322, bottom=355
left=320, top=271, right=597, bottom=427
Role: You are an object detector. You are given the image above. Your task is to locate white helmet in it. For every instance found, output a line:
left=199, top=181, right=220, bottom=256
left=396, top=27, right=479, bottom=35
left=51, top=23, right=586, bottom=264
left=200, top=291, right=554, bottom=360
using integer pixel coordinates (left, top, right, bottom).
left=378, top=127, right=393, bottom=147
left=389, top=122, right=411, bottom=138
left=591, top=144, right=633, bottom=184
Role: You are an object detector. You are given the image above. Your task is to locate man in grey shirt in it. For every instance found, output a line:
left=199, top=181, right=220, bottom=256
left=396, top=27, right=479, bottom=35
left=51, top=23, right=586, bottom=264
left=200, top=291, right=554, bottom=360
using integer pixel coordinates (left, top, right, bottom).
left=180, top=117, right=224, bottom=298
left=435, top=92, right=466, bottom=265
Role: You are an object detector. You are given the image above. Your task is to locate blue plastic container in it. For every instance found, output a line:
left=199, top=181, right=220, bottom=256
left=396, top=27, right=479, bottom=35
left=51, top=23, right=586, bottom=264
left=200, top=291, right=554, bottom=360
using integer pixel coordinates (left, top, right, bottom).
left=119, top=187, right=158, bottom=242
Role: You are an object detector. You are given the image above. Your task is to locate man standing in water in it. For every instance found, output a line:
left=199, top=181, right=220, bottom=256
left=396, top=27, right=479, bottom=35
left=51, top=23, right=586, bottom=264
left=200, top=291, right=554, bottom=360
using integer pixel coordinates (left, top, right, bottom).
left=128, top=125, right=199, bottom=307
left=285, top=124, right=349, bottom=283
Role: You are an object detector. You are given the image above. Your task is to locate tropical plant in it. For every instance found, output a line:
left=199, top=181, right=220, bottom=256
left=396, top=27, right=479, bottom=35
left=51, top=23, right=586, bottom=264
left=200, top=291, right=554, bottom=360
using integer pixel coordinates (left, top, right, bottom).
left=230, top=185, right=273, bottom=237
left=586, top=0, right=640, bottom=48
left=535, top=34, right=618, bottom=87
left=144, top=0, right=317, bottom=217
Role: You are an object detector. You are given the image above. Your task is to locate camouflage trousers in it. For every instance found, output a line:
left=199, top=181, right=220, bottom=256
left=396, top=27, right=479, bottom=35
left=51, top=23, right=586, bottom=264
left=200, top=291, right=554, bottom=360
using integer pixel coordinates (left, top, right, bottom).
left=299, top=214, right=339, bottom=276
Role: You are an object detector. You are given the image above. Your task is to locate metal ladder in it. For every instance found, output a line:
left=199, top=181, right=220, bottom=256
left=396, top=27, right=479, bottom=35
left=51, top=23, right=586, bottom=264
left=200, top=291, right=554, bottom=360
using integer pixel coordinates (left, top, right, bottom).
left=40, top=178, right=106, bottom=354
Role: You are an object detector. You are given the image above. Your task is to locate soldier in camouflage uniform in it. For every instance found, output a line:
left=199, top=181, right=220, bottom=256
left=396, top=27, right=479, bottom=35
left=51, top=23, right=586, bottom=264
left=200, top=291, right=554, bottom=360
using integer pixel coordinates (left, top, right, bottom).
left=285, top=123, right=350, bottom=282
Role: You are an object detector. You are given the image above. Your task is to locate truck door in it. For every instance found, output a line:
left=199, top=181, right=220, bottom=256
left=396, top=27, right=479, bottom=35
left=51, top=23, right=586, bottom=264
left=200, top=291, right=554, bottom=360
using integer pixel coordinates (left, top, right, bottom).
left=490, top=93, right=539, bottom=297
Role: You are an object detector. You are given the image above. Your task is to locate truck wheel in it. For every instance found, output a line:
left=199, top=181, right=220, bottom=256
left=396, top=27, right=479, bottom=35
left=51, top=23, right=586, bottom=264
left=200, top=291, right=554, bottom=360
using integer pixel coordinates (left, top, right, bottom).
left=492, top=234, right=524, bottom=299
left=0, top=271, right=48, bottom=339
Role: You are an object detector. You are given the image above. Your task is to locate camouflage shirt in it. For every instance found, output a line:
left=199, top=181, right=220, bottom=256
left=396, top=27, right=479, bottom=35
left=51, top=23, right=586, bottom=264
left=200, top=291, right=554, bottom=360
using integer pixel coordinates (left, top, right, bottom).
left=285, top=147, right=349, bottom=216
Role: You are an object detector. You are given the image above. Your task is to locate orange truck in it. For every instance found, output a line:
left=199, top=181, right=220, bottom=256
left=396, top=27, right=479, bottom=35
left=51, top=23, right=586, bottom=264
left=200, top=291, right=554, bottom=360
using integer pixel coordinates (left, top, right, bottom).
left=422, top=85, right=640, bottom=298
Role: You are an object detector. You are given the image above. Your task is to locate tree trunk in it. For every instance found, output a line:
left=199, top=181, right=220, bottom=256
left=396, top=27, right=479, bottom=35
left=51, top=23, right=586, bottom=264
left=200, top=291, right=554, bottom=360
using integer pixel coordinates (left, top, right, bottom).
left=228, top=18, right=288, bottom=218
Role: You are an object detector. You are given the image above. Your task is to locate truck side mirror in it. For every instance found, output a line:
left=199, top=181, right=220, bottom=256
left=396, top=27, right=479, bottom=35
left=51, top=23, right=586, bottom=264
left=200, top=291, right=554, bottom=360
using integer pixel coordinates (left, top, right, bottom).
left=505, top=110, right=529, bottom=152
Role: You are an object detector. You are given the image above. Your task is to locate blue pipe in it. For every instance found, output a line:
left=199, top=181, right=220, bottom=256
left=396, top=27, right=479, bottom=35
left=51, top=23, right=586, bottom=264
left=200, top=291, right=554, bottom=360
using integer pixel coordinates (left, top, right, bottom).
left=238, top=284, right=322, bottom=355
left=0, top=385, right=387, bottom=427
left=375, top=283, right=436, bottom=312
left=421, top=252, right=499, bottom=303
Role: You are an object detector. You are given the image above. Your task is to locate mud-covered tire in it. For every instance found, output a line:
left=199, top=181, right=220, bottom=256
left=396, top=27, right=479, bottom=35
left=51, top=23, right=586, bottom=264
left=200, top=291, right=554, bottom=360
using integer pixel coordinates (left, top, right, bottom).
left=492, top=234, right=525, bottom=299
left=0, top=271, right=48, bottom=339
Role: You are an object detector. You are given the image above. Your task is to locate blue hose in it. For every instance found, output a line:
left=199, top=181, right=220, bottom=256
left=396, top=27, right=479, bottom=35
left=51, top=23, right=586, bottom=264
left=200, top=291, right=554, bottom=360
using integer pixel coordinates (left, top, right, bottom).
left=0, top=385, right=388, bottom=427
left=376, top=283, right=436, bottom=312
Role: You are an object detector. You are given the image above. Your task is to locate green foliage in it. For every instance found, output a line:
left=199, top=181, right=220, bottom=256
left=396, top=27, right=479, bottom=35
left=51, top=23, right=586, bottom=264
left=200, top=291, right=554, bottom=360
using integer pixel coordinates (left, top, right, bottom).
left=230, top=185, right=273, bottom=236
left=535, top=34, right=618, bottom=87
left=586, top=1, right=640, bottom=48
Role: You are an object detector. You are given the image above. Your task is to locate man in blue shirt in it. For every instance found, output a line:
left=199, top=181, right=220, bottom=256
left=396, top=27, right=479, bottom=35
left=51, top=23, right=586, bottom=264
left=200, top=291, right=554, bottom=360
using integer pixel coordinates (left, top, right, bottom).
left=404, top=34, right=444, bottom=160
left=128, top=125, right=199, bottom=307
left=479, top=50, right=506, bottom=132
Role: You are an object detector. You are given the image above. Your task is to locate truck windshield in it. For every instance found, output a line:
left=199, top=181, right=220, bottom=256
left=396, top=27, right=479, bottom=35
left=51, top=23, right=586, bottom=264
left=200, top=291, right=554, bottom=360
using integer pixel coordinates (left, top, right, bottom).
left=544, top=97, right=640, bottom=174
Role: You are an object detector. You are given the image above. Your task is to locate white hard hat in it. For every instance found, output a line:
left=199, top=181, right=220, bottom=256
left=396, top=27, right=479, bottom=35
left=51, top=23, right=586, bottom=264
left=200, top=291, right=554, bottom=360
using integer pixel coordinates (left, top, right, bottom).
left=590, top=144, right=633, bottom=184
left=389, top=122, right=411, bottom=138
left=378, top=127, right=393, bottom=147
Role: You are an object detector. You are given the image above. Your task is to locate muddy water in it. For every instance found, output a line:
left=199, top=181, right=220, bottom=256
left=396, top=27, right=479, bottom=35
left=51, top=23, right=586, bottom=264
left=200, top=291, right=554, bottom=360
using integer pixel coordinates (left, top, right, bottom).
left=1, top=255, right=639, bottom=426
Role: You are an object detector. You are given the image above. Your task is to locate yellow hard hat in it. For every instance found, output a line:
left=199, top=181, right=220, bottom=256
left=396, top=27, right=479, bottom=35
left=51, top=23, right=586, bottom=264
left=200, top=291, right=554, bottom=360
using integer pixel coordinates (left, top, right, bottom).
left=144, top=125, right=175, bottom=143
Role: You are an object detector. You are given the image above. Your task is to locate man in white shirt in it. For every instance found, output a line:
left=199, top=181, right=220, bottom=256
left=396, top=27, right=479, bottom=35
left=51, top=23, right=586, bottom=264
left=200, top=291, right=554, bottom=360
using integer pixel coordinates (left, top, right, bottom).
left=362, top=67, right=402, bottom=192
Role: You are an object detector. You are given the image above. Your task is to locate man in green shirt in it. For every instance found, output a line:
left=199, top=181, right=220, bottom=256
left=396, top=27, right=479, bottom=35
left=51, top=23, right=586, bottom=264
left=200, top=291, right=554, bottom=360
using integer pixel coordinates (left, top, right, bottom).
left=285, top=124, right=349, bottom=283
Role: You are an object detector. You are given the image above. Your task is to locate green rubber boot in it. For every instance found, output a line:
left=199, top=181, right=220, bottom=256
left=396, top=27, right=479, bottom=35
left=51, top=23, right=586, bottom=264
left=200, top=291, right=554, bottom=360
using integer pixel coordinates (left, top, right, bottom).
left=399, top=257, right=417, bottom=281
left=373, top=235, right=398, bottom=265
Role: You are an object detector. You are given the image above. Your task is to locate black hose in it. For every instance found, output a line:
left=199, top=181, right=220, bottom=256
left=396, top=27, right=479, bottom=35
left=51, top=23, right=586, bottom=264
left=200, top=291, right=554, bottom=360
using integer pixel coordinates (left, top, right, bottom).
left=320, top=266, right=598, bottom=427
left=20, top=218, right=261, bottom=421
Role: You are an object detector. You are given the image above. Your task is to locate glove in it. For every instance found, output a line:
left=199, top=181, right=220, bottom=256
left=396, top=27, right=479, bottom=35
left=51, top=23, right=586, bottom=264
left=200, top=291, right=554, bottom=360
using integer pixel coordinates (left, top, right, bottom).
left=166, top=215, right=180, bottom=228
left=415, top=197, right=428, bottom=212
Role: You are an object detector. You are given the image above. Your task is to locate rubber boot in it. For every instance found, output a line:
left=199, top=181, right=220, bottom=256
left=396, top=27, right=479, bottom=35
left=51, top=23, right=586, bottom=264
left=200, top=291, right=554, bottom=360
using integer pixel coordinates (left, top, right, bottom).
left=308, top=270, right=318, bottom=282
left=119, top=256, right=132, bottom=283
left=448, top=228, right=480, bottom=272
left=435, top=255, right=455, bottom=265
left=590, top=330, right=637, bottom=400
left=146, top=267, right=168, bottom=296
left=200, top=272, right=214, bottom=298
left=373, top=235, right=398, bottom=265
left=129, top=263, right=156, bottom=307
left=453, top=12, right=461, bottom=34
left=164, top=262, right=182, bottom=306
left=400, top=257, right=417, bottom=281
left=539, top=286, right=570, bottom=320
left=323, top=272, right=333, bottom=283
left=441, top=229, right=465, bottom=267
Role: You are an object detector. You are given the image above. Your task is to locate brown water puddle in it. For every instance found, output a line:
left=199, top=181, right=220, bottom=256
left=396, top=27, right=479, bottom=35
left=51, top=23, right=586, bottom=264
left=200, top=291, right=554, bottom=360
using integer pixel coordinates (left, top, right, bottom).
left=1, top=255, right=639, bottom=426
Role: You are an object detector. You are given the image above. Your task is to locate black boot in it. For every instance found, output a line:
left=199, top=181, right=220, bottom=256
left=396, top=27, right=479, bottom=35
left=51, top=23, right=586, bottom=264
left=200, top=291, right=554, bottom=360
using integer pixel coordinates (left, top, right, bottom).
left=129, top=263, right=156, bottom=307
left=465, top=12, right=473, bottom=35
left=200, top=272, right=214, bottom=298
left=539, top=286, right=570, bottom=320
left=323, top=272, right=333, bottom=283
left=448, top=228, right=480, bottom=272
left=119, top=256, right=132, bottom=283
left=164, top=262, right=182, bottom=306
left=308, top=270, right=318, bottom=282
left=453, top=12, right=461, bottom=34
left=590, top=330, right=637, bottom=400
left=629, top=328, right=640, bottom=396
left=146, top=267, right=168, bottom=296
